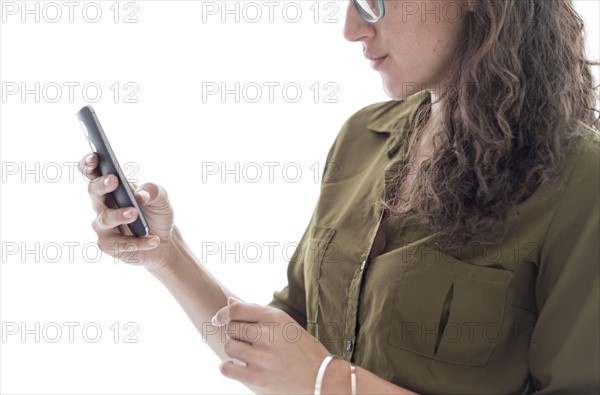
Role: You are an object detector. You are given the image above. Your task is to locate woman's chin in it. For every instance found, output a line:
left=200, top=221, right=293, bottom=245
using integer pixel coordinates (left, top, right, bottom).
left=382, top=77, right=427, bottom=101
left=381, top=82, right=410, bottom=101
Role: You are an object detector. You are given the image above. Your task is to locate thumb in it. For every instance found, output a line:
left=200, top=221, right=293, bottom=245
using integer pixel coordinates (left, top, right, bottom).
left=135, top=183, right=170, bottom=208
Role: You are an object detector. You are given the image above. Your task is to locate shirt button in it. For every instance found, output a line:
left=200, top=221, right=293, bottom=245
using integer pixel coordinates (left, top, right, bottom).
left=346, top=340, right=353, bottom=352
left=360, top=260, right=366, bottom=271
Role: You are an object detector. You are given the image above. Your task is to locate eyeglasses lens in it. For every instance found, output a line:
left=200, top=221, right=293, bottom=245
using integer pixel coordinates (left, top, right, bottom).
left=355, top=0, right=383, bottom=22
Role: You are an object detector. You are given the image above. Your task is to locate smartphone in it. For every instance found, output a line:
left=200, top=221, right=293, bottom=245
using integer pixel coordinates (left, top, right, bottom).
left=77, top=105, right=150, bottom=237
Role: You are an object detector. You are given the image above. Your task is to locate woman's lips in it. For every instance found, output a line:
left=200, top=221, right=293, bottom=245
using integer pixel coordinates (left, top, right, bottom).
left=367, top=55, right=388, bottom=70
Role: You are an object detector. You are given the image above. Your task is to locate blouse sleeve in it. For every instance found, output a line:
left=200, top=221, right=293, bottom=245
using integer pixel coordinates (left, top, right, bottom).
left=529, top=134, right=600, bottom=394
left=266, top=133, right=341, bottom=329
left=266, top=221, right=312, bottom=329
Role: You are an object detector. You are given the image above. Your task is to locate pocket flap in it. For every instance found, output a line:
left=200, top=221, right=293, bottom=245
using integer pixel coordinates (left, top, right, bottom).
left=389, top=243, right=513, bottom=366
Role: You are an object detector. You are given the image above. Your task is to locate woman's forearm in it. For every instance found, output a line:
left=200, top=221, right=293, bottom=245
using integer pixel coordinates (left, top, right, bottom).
left=146, top=228, right=419, bottom=393
left=146, top=226, right=235, bottom=361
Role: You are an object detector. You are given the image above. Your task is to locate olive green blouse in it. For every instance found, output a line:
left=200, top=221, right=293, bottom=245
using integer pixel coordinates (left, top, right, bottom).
left=267, top=90, right=600, bottom=394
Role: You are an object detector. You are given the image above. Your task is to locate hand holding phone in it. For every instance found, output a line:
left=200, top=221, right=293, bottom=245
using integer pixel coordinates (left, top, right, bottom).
left=77, top=105, right=150, bottom=237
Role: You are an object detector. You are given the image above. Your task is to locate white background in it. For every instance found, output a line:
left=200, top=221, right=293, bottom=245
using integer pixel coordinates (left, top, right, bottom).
left=0, top=1, right=598, bottom=394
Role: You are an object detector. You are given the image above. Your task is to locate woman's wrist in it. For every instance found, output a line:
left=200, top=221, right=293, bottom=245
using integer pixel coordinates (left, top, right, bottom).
left=145, top=225, right=186, bottom=275
left=314, top=355, right=337, bottom=395
left=145, top=226, right=231, bottom=310
left=319, top=357, right=351, bottom=394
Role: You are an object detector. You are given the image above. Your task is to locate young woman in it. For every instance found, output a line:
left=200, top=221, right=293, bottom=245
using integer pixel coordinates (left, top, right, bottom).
left=78, top=0, right=599, bottom=393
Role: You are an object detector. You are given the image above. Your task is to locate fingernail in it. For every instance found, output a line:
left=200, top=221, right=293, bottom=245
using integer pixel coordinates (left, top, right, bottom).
left=228, top=296, right=241, bottom=305
left=104, top=176, right=112, bottom=187
left=138, top=190, right=150, bottom=203
left=211, top=314, right=220, bottom=326
left=85, top=155, right=94, bottom=164
left=148, top=237, right=160, bottom=247
left=123, top=209, right=133, bottom=219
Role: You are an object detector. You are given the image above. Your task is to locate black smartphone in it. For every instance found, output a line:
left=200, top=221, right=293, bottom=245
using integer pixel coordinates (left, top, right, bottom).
left=77, top=105, right=150, bottom=237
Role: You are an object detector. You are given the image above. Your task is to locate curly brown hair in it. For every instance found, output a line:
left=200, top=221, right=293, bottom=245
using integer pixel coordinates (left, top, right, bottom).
left=379, top=0, right=600, bottom=251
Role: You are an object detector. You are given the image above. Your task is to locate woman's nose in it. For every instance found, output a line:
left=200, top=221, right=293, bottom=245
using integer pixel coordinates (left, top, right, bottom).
left=343, top=1, right=375, bottom=42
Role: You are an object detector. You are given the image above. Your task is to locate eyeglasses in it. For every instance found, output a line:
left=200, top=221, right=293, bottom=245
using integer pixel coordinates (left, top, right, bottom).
left=352, top=0, right=385, bottom=23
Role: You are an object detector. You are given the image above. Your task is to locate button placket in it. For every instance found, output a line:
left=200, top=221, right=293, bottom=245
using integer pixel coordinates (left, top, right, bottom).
left=344, top=208, right=387, bottom=359
left=345, top=135, right=405, bottom=359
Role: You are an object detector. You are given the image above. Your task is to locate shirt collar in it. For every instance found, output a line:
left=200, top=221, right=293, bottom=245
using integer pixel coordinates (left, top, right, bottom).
left=367, top=90, right=431, bottom=134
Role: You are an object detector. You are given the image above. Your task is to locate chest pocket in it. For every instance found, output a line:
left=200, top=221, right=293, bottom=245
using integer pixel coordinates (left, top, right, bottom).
left=303, top=225, right=336, bottom=337
left=388, top=243, right=513, bottom=366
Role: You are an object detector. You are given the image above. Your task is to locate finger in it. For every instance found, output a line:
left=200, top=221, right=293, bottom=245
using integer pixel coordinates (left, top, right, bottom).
left=102, top=191, right=135, bottom=237
left=98, top=234, right=161, bottom=258
left=228, top=296, right=243, bottom=306
left=224, top=321, right=263, bottom=344
left=223, top=337, right=255, bottom=362
left=88, top=174, right=119, bottom=212
left=212, top=301, right=270, bottom=326
left=92, top=206, right=140, bottom=233
left=134, top=188, right=150, bottom=207
left=134, top=183, right=170, bottom=210
left=78, top=153, right=100, bottom=181
left=219, top=360, right=254, bottom=384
